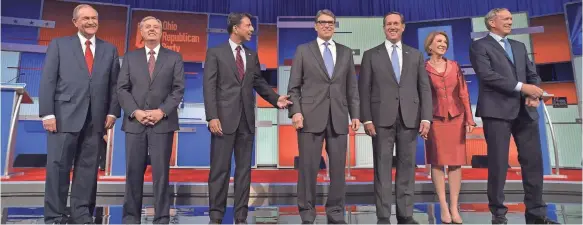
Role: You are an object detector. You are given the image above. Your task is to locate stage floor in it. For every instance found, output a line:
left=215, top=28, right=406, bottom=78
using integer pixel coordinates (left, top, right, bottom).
left=1, top=195, right=581, bottom=224
left=2, top=167, right=582, bottom=182
left=2, top=168, right=581, bottom=198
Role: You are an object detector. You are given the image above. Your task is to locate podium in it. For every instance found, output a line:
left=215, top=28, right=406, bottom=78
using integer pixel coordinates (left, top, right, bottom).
left=1, top=83, right=33, bottom=178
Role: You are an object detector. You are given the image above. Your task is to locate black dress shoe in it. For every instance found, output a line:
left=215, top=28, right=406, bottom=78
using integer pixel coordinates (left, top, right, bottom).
left=209, top=219, right=222, bottom=224
left=397, top=217, right=419, bottom=224
left=327, top=220, right=347, bottom=224
left=302, top=221, right=313, bottom=224
left=526, top=216, right=560, bottom=224
left=377, top=218, right=391, bottom=224
left=235, top=219, right=248, bottom=224
left=491, top=217, right=508, bottom=224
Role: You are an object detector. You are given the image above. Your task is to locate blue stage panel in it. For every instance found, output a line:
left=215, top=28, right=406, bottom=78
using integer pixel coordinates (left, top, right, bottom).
left=183, top=62, right=204, bottom=103
left=277, top=28, right=315, bottom=65
left=18, top=52, right=46, bottom=97
left=402, top=18, right=473, bottom=66
left=15, top=120, right=46, bottom=155
left=177, top=124, right=211, bottom=166
left=1, top=91, right=16, bottom=175
left=208, top=14, right=228, bottom=30
left=565, top=1, right=582, bottom=56
left=110, top=116, right=126, bottom=176
left=1, top=0, right=43, bottom=45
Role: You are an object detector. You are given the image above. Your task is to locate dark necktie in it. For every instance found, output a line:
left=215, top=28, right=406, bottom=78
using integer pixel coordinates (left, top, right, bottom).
left=235, top=46, right=244, bottom=80
left=85, top=40, right=93, bottom=76
left=148, top=50, right=155, bottom=79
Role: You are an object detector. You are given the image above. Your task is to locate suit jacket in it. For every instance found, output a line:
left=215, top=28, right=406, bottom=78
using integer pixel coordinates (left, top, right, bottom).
left=39, top=35, right=121, bottom=133
left=287, top=40, right=360, bottom=135
left=425, top=60, right=475, bottom=125
left=469, top=34, right=540, bottom=120
left=117, top=47, right=185, bottom=134
left=203, top=42, right=279, bottom=134
left=359, top=42, right=432, bottom=128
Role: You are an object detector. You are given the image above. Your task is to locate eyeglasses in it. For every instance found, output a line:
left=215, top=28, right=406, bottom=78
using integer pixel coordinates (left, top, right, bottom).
left=316, top=20, right=335, bottom=26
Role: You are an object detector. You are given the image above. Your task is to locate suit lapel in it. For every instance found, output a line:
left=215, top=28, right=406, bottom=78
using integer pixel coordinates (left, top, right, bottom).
left=223, top=43, right=242, bottom=84
left=330, top=43, right=343, bottom=82
left=92, top=39, right=105, bottom=78
left=151, top=47, right=168, bottom=83
left=243, top=46, right=253, bottom=83
left=308, top=40, right=331, bottom=81
left=400, top=44, right=413, bottom=84
left=71, top=36, right=90, bottom=77
left=135, top=48, right=150, bottom=82
left=485, top=35, right=514, bottom=66
left=376, top=44, right=399, bottom=84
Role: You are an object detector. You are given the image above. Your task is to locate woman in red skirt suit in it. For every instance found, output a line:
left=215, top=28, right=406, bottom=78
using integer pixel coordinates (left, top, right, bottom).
left=423, top=31, right=476, bottom=224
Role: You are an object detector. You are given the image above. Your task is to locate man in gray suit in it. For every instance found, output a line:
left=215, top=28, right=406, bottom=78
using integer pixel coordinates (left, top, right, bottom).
left=39, top=4, right=120, bottom=224
left=359, top=12, right=432, bottom=224
left=470, top=8, right=558, bottom=224
left=117, top=16, right=185, bottom=224
left=203, top=12, right=291, bottom=224
left=287, top=9, right=360, bottom=224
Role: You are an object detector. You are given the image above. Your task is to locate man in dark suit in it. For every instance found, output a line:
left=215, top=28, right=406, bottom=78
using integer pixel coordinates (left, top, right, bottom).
left=359, top=12, right=432, bottom=224
left=39, top=4, right=120, bottom=224
left=117, top=16, right=185, bottom=224
left=469, top=8, right=558, bottom=224
left=203, top=12, right=291, bottom=224
left=287, top=9, right=360, bottom=224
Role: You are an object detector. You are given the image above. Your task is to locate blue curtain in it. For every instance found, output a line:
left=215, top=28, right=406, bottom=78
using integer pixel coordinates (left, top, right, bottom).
left=87, top=0, right=579, bottom=23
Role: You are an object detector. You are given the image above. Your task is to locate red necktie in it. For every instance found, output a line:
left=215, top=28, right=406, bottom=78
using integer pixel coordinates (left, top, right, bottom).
left=148, top=50, right=156, bottom=79
left=235, top=46, right=244, bottom=80
left=84, top=40, right=93, bottom=76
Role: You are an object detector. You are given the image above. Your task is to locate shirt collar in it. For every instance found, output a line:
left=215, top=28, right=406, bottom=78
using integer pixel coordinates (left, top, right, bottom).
left=489, top=32, right=506, bottom=42
left=384, top=39, right=402, bottom=50
left=229, top=38, right=244, bottom=52
left=317, top=37, right=335, bottom=47
left=78, top=32, right=96, bottom=46
left=146, top=44, right=161, bottom=55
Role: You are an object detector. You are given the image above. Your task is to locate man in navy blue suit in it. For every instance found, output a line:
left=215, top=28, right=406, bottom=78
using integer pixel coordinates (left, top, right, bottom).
left=469, top=8, right=558, bottom=224
left=39, top=4, right=120, bottom=224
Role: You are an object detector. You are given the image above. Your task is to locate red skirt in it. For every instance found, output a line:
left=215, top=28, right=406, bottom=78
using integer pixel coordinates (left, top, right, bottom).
left=425, top=114, right=467, bottom=166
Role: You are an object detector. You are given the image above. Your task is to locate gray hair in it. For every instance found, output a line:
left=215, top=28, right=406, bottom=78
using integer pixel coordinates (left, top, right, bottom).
left=315, top=9, right=336, bottom=22
left=484, top=8, right=509, bottom=30
left=72, top=4, right=98, bottom=19
left=139, top=16, right=163, bottom=30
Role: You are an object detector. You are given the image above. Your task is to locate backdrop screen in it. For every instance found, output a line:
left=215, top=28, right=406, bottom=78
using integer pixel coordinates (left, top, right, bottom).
left=129, top=9, right=208, bottom=62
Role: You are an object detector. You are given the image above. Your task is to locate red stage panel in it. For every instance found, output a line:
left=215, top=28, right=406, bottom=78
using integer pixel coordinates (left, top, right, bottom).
left=258, top=24, right=278, bottom=69
left=39, top=0, right=128, bottom=56
left=540, top=82, right=579, bottom=105
left=257, top=88, right=278, bottom=108
left=129, top=9, right=208, bottom=62
left=531, top=14, right=572, bottom=64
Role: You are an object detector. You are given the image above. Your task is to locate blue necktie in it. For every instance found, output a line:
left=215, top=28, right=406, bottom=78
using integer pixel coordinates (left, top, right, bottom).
left=391, top=44, right=401, bottom=83
left=503, top=38, right=514, bottom=64
left=323, top=42, right=334, bottom=78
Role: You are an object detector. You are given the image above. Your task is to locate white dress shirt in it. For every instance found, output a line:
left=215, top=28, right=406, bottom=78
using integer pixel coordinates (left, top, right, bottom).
left=489, top=32, right=523, bottom=92
left=316, top=37, right=337, bottom=65
left=363, top=39, right=429, bottom=125
left=229, top=38, right=246, bottom=71
left=145, top=44, right=161, bottom=62
left=42, top=32, right=117, bottom=121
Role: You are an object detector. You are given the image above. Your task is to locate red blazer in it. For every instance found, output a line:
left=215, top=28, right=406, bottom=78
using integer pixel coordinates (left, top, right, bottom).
left=425, top=59, right=475, bottom=125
